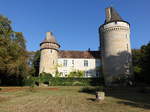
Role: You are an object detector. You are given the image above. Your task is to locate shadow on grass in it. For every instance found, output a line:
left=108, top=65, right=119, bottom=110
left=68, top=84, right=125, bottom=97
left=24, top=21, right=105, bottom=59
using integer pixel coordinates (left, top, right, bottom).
left=86, top=98, right=96, bottom=102
left=79, top=86, right=104, bottom=95
left=105, top=87, right=150, bottom=110
left=118, top=101, right=150, bottom=110
left=80, top=86, right=150, bottom=110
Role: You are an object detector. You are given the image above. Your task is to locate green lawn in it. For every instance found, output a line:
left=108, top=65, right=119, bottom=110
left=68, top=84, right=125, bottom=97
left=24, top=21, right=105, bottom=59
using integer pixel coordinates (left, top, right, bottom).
left=0, top=86, right=150, bottom=112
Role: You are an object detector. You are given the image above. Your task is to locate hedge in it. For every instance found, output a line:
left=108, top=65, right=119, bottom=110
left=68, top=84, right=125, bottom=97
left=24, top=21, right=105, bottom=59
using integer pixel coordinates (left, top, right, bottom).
left=23, top=77, right=104, bottom=86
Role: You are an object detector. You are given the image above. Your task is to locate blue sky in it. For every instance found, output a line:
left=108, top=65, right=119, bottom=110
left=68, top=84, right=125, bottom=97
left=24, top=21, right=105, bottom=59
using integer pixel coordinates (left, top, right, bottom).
left=0, top=0, right=149, bottom=51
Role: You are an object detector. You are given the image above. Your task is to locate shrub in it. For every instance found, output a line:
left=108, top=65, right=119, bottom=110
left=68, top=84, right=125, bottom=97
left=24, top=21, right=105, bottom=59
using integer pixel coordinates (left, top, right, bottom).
left=72, top=81, right=83, bottom=86
left=80, top=86, right=104, bottom=94
left=49, top=77, right=104, bottom=86
left=23, top=75, right=104, bottom=86
left=68, top=70, right=84, bottom=78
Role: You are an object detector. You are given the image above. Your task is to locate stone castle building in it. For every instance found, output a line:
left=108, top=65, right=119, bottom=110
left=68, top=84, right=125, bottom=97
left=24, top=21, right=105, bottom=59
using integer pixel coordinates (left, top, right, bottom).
left=39, top=31, right=101, bottom=77
left=39, top=7, right=132, bottom=84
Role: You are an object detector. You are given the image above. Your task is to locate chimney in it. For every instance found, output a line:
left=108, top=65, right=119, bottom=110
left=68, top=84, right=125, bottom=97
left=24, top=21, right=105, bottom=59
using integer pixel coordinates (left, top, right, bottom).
left=105, top=7, right=112, bottom=22
left=46, top=32, right=53, bottom=40
left=105, top=7, right=123, bottom=23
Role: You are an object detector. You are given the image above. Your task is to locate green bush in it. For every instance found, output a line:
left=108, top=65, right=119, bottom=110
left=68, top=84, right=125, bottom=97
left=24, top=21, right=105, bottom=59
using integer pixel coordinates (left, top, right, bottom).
left=68, top=70, right=84, bottom=78
left=23, top=74, right=104, bottom=86
left=80, top=86, right=104, bottom=94
left=39, top=73, right=52, bottom=84
left=23, top=76, right=37, bottom=86
left=49, top=77, right=104, bottom=86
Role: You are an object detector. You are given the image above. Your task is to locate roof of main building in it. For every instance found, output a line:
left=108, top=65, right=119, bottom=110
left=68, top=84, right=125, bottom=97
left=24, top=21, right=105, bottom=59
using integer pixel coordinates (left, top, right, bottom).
left=58, top=50, right=101, bottom=59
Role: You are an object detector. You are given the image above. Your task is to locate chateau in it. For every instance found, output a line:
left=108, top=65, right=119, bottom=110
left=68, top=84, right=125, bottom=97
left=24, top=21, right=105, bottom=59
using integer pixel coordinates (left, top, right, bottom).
left=39, top=32, right=101, bottom=78
left=39, top=7, right=132, bottom=85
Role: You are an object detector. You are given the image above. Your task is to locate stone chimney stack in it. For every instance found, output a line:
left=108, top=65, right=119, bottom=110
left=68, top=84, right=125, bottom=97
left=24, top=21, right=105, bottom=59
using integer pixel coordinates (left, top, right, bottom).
left=105, top=7, right=111, bottom=22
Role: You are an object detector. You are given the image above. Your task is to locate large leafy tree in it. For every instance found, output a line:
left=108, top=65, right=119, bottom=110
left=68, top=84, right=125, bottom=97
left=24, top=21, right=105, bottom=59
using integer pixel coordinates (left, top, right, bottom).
left=0, top=15, right=29, bottom=85
left=132, top=42, right=150, bottom=84
left=140, top=43, right=150, bottom=83
left=132, top=49, right=143, bottom=81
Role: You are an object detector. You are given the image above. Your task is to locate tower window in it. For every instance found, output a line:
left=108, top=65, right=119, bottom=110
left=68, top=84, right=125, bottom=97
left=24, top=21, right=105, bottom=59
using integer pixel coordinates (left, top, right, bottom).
left=63, top=60, right=67, bottom=67
left=127, top=44, right=129, bottom=51
left=84, top=60, right=88, bottom=67
left=50, top=49, right=52, bottom=53
left=126, top=34, right=128, bottom=38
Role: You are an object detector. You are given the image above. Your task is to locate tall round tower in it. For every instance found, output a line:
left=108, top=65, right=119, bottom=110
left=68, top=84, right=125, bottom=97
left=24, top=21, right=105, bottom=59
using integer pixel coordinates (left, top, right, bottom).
left=99, top=7, right=132, bottom=85
left=39, top=32, right=60, bottom=76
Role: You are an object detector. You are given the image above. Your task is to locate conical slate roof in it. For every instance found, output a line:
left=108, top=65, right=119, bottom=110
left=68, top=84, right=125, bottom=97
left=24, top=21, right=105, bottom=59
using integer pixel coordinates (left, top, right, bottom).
left=43, top=32, right=57, bottom=43
left=105, top=7, right=123, bottom=23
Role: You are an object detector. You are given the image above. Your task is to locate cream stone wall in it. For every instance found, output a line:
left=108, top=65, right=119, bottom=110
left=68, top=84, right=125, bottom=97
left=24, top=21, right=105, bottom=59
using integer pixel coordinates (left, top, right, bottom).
left=57, top=58, right=101, bottom=77
left=39, top=48, right=58, bottom=76
left=100, top=21, right=132, bottom=85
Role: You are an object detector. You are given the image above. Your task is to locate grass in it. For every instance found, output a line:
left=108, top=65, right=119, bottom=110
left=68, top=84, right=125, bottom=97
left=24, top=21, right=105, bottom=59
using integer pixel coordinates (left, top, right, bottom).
left=0, top=86, right=150, bottom=112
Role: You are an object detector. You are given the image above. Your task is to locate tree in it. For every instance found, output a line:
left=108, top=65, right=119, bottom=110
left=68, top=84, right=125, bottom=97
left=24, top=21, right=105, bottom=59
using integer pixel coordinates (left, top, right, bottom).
left=132, top=42, right=150, bottom=84
left=31, top=50, right=40, bottom=76
left=132, top=49, right=142, bottom=78
left=140, top=43, right=150, bottom=83
left=0, top=15, right=29, bottom=85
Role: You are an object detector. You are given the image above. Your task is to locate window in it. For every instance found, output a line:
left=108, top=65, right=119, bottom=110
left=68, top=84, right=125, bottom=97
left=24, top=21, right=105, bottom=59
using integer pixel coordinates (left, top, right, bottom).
left=126, top=34, right=128, bottom=38
left=72, top=60, right=74, bottom=66
left=127, top=44, right=129, bottom=51
left=84, top=71, right=89, bottom=77
left=96, top=60, right=100, bottom=67
left=63, top=60, right=67, bottom=67
left=49, top=49, right=52, bottom=53
left=96, top=71, right=100, bottom=77
left=84, top=60, right=88, bottom=67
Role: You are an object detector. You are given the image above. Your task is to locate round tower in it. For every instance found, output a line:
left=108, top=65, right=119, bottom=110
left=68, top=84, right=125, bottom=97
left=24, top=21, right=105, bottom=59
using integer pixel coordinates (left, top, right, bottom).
left=39, top=32, right=60, bottom=76
left=99, top=7, right=132, bottom=85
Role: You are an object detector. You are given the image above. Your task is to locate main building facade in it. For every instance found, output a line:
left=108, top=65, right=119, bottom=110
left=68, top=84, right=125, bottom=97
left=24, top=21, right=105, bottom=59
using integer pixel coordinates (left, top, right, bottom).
left=39, top=7, right=132, bottom=84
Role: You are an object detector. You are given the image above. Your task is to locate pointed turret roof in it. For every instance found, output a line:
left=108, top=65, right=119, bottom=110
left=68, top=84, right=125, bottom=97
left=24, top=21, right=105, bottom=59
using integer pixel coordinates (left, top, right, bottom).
left=43, top=32, right=57, bottom=43
left=105, top=7, right=123, bottom=24
left=40, top=32, right=60, bottom=47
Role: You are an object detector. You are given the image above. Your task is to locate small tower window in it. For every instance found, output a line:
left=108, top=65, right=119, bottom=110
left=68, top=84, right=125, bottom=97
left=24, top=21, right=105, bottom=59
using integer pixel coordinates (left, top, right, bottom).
left=126, top=34, right=128, bottom=38
left=127, top=44, right=129, bottom=51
